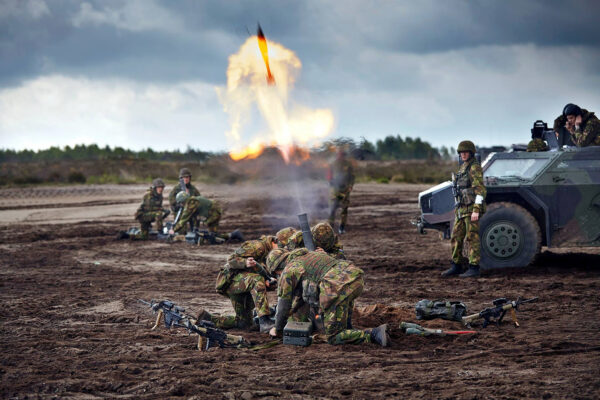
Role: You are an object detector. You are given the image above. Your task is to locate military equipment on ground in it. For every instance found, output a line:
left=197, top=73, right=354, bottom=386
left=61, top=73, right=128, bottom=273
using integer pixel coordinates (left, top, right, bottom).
left=415, top=299, right=467, bottom=322
left=414, top=145, right=600, bottom=269
left=400, top=322, right=476, bottom=336
left=283, top=321, right=313, bottom=346
left=185, top=229, right=222, bottom=245
left=462, top=297, right=538, bottom=328
left=297, top=213, right=316, bottom=251
left=138, top=299, right=249, bottom=350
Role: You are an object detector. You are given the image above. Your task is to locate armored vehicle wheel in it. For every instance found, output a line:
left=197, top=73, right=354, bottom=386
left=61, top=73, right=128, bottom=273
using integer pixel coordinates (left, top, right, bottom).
left=479, top=202, right=541, bottom=269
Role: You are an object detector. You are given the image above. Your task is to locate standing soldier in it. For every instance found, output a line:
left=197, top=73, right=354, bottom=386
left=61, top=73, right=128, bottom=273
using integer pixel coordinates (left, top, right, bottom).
left=132, top=178, right=170, bottom=240
left=267, top=248, right=389, bottom=347
left=327, top=148, right=355, bottom=234
left=169, top=168, right=201, bottom=214
left=442, top=141, right=486, bottom=278
left=198, top=235, right=279, bottom=332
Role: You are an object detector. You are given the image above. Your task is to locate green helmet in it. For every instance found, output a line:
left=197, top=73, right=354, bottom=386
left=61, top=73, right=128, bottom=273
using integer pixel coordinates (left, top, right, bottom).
left=527, top=138, right=548, bottom=152
left=276, top=227, right=297, bottom=246
left=457, top=140, right=476, bottom=154
left=266, top=248, right=290, bottom=274
left=179, top=168, right=192, bottom=178
left=152, top=178, right=165, bottom=188
left=176, top=191, right=190, bottom=204
left=311, top=222, right=335, bottom=251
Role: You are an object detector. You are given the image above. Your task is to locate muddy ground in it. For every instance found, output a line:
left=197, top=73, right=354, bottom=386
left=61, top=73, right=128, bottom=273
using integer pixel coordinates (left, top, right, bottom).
left=1, top=182, right=599, bottom=399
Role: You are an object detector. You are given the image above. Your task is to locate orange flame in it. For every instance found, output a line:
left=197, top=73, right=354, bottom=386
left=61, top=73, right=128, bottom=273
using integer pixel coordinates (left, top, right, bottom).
left=257, top=24, right=275, bottom=85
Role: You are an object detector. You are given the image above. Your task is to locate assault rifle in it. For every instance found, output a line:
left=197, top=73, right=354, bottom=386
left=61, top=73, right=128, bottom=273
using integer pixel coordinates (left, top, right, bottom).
left=400, top=322, right=476, bottom=337
left=138, top=299, right=249, bottom=350
left=451, top=173, right=460, bottom=208
left=462, top=297, right=538, bottom=328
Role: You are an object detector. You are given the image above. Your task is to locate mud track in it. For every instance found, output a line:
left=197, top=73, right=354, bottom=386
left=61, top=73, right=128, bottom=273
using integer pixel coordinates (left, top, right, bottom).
left=1, top=183, right=599, bottom=399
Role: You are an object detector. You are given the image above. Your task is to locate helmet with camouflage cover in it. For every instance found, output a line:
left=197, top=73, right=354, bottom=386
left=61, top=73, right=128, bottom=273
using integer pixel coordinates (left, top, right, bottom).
left=175, top=191, right=190, bottom=204
left=527, top=138, right=549, bottom=152
left=311, top=222, right=336, bottom=251
left=179, top=168, right=192, bottom=178
left=152, top=178, right=165, bottom=188
left=266, top=248, right=290, bottom=274
left=457, top=140, right=476, bottom=154
left=276, top=227, right=297, bottom=247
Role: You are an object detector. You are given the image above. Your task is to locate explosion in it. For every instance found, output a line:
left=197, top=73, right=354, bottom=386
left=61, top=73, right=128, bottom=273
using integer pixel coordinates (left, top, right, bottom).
left=217, top=26, right=335, bottom=163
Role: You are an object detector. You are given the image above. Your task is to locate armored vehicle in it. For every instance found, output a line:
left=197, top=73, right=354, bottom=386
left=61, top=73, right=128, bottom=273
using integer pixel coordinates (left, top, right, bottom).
left=415, top=146, right=600, bottom=269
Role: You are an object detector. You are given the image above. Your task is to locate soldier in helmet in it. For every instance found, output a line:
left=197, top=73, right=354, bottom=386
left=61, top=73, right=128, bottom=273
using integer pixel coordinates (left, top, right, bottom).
left=131, top=178, right=170, bottom=240
left=442, top=141, right=486, bottom=278
left=327, top=147, right=355, bottom=234
left=168, top=168, right=201, bottom=215
left=197, top=235, right=279, bottom=332
left=267, top=248, right=390, bottom=347
left=275, top=227, right=297, bottom=247
left=526, top=138, right=549, bottom=152
left=286, top=222, right=346, bottom=260
left=554, top=103, right=600, bottom=147
left=169, top=192, right=222, bottom=235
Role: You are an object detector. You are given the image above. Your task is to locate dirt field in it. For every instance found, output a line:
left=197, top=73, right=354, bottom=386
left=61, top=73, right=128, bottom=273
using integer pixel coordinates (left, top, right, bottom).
left=1, top=182, right=599, bottom=399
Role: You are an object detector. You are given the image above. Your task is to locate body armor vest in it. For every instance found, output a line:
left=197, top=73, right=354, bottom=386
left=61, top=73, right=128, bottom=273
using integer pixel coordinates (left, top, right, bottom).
left=456, top=161, right=476, bottom=205
left=297, top=252, right=338, bottom=283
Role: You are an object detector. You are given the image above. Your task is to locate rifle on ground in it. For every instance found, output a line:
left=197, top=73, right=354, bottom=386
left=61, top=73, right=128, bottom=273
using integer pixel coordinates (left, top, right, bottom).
left=462, top=297, right=538, bottom=328
left=138, top=299, right=249, bottom=350
left=400, top=322, right=476, bottom=336
left=297, top=213, right=316, bottom=251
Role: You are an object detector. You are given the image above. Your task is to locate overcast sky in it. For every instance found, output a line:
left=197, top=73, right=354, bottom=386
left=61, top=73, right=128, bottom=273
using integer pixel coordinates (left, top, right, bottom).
left=1, top=0, right=599, bottom=152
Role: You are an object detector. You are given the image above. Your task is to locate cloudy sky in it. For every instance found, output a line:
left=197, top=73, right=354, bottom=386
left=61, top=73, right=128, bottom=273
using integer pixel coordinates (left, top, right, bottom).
left=1, top=0, right=599, bottom=152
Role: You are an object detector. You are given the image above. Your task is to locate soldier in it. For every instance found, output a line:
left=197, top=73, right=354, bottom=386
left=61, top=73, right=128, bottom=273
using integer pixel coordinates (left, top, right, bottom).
left=285, top=222, right=346, bottom=260
left=526, top=138, right=549, bottom=152
left=169, top=192, right=222, bottom=235
left=129, top=178, right=170, bottom=240
left=555, top=103, right=600, bottom=147
left=198, top=235, right=279, bottom=332
left=327, top=148, right=355, bottom=234
left=442, top=141, right=487, bottom=278
left=266, top=248, right=390, bottom=347
left=275, top=227, right=297, bottom=247
left=168, top=168, right=201, bottom=214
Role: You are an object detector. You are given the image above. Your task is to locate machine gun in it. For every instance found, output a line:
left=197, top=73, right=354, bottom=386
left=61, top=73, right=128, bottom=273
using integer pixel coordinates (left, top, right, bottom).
left=462, top=297, right=538, bottom=328
left=138, top=299, right=249, bottom=350
left=531, top=120, right=558, bottom=150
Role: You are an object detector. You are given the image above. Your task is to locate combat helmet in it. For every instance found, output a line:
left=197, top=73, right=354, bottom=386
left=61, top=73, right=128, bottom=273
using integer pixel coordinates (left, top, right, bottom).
left=179, top=168, right=192, bottom=178
left=311, top=222, right=335, bottom=251
left=276, top=227, right=297, bottom=247
left=176, top=191, right=190, bottom=204
left=457, top=140, right=476, bottom=154
left=152, top=178, right=165, bottom=188
left=266, top=248, right=290, bottom=274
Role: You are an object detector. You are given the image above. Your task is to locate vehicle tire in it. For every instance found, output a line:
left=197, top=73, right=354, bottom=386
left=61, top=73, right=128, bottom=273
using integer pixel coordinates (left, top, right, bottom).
left=479, top=202, right=541, bottom=269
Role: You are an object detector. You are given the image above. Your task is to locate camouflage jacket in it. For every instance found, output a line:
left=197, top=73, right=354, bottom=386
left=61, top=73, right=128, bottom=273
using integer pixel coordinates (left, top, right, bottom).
left=455, top=157, right=486, bottom=215
left=275, top=250, right=363, bottom=329
left=329, top=158, right=355, bottom=192
left=226, top=236, right=274, bottom=272
left=173, top=195, right=213, bottom=232
left=572, top=110, right=600, bottom=147
left=135, top=187, right=164, bottom=218
left=168, top=182, right=201, bottom=212
left=285, top=231, right=346, bottom=260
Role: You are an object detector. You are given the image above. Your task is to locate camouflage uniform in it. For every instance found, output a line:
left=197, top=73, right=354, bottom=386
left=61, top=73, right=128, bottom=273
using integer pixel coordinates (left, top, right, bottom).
left=327, top=156, right=355, bottom=230
left=571, top=110, right=600, bottom=147
left=451, top=156, right=487, bottom=265
left=211, top=236, right=276, bottom=329
left=173, top=196, right=222, bottom=233
left=133, top=186, right=168, bottom=240
left=276, top=227, right=297, bottom=247
left=527, top=138, right=549, bottom=152
left=285, top=229, right=346, bottom=260
left=553, top=115, right=576, bottom=147
left=273, top=250, right=371, bottom=345
left=169, top=183, right=201, bottom=213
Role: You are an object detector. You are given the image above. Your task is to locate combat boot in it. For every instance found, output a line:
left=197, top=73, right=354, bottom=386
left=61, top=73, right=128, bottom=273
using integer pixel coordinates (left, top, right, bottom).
left=258, top=315, right=274, bottom=333
left=196, top=309, right=212, bottom=322
left=116, top=231, right=129, bottom=240
left=228, top=229, right=245, bottom=243
left=441, top=262, right=462, bottom=277
left=368, top=324, right=390, bottom=347
left=338, top=224, right=346, bottom=235
left=460, top=264, right=480, bottom=278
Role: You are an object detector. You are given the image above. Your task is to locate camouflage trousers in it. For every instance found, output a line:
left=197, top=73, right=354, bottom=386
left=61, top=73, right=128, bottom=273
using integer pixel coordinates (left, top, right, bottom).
left=134, top=211, right=165, bottom=240
left=328, top=188, right=351, bottom=227
left=451, top=214, right=481, bottom=265
left=211, top=272, right=270, bottom=329
left=322, top=277, right=370, bottom=345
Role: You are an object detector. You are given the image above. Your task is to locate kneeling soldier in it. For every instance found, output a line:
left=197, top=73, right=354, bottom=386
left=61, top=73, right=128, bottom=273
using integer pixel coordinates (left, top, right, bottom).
left=169, top=192, right=223, bottom=235
left=267, top=248, right=390, bottom=346
left=132, top=178, right=169, bottom=240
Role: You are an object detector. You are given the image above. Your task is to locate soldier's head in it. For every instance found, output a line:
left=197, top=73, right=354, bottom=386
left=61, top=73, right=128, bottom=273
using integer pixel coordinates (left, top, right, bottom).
left=311, top=222, right=336, bottom=251
left=260, top=235, right=278, bottom=251
left=457, top=140, right=476, bottom=161
left=179, top=168, right=192, bottom=185
left=266, top=248, right=290, bottom=275
left=175, top=191, right=190, bottom=205
left=152, top=178, right=165, bottom=194
left=563, top=103, right=582, bottom=125
left=276, top=227, right=297, bottom=247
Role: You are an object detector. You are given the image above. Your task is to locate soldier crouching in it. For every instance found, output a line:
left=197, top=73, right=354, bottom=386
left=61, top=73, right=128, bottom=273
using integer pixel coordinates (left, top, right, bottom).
left=132, top=178, right=170, bottom=240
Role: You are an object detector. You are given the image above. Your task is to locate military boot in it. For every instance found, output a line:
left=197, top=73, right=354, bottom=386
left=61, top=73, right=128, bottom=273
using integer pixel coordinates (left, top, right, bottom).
left=338, top=224, right=346, bottom=235
left=116, top=231, right=129, bottom=240
left=228, top=229, right=245, bottom=243
left=258, top=315, right=275, bottom=333
left=196, top=309, right=212, bottom=322
left=441, top=262, right=462, bottom=277
left=459, top=264, right=480, bottom=278
left=368, top=324, right=390, bottom=347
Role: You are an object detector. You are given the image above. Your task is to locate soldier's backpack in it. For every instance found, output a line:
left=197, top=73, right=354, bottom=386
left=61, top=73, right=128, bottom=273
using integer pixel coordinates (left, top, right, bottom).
left=415, top=299, right=467, bottom=322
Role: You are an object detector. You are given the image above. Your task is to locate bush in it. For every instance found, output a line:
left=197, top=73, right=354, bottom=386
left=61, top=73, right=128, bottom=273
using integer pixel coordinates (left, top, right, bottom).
left=67, top=171, right=86, bottom=183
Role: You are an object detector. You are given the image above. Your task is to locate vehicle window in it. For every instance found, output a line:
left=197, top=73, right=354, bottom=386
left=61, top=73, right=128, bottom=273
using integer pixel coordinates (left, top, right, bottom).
left=484, top=159, right=549, bottom=179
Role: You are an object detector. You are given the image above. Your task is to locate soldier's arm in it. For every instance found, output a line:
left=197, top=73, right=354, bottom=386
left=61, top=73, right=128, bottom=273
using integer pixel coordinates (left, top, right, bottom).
left=168, top=188, right=179, bottom=212
left=191, top=185, right=201, bottom=197
left=227, top=242, right=261, bottom=269
left=573, top=118, right=600, bottom=147
left=470, top=164, right=486, bottom=213
left=173, top=199, right=197, bottom=232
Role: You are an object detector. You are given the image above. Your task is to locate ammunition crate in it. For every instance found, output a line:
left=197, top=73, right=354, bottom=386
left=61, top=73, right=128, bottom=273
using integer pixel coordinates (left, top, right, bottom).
left=283, top=321, right=313, bottom=346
